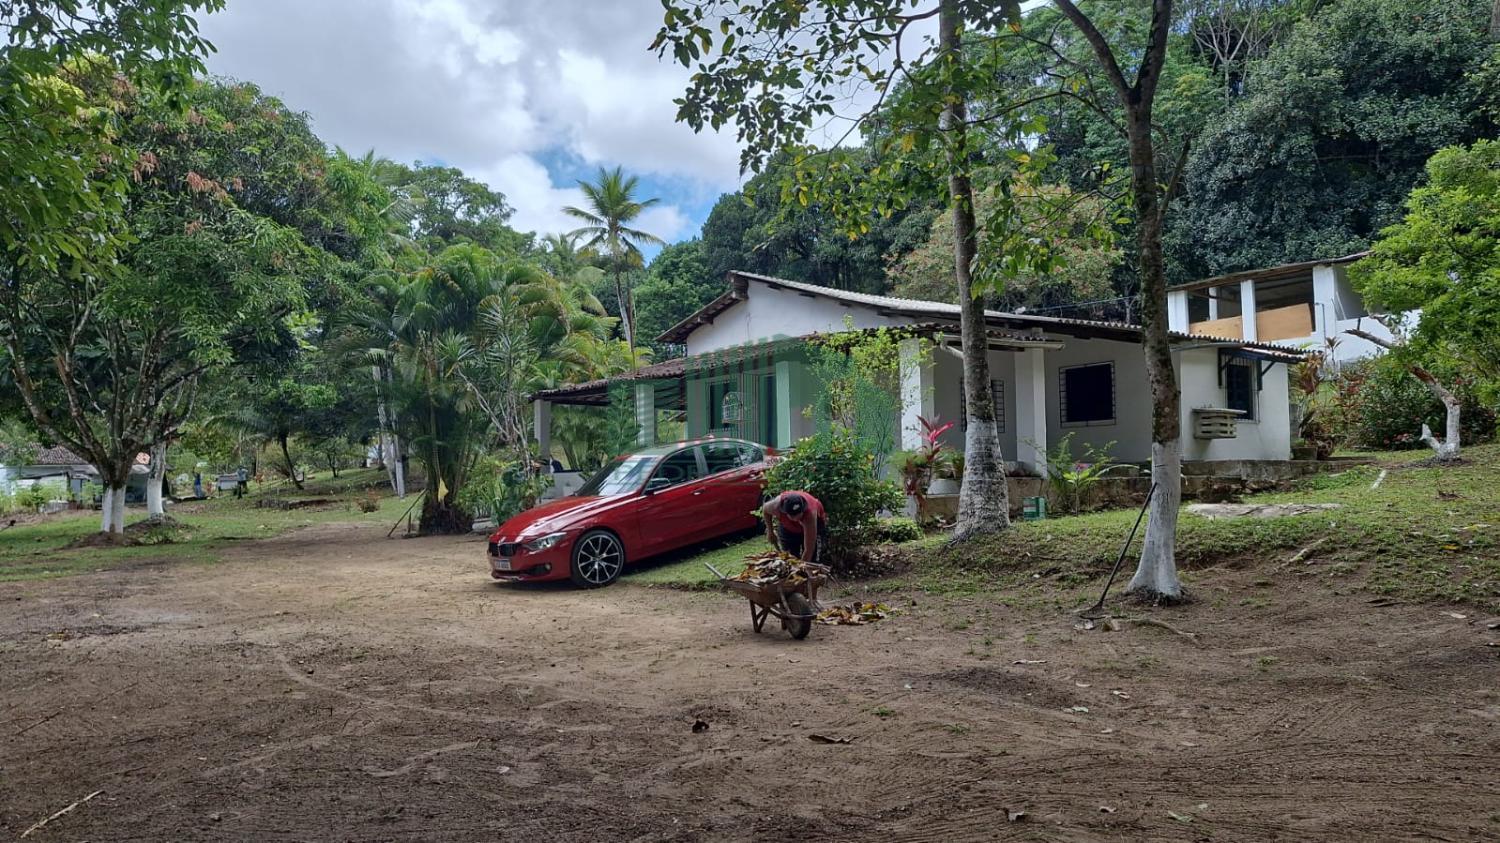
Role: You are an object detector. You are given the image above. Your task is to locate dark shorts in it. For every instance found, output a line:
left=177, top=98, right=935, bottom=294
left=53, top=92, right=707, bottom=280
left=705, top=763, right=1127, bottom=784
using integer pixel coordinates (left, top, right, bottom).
left=777, top=521, right=828, bottom=564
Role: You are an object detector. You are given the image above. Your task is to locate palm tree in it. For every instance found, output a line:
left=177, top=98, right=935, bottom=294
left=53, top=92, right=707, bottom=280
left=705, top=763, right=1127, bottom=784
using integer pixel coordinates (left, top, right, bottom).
left=562, top=167, right=665, bottom=354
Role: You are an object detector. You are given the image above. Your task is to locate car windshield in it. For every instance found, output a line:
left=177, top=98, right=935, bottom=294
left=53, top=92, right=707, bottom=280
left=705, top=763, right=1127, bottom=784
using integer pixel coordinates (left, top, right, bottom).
left=574, top=454, right=657, bottom=496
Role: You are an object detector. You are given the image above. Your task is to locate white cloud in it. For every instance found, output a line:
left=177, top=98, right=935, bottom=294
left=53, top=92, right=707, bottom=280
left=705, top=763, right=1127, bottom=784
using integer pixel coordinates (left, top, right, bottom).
left=197, top=0, right=741, bottom=240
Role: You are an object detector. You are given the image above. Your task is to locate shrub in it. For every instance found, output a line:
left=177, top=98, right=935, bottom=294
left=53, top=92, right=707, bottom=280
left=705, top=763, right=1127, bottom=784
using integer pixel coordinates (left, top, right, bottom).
left=355, top=488, right=382, bottom=513
left=457, top=453, right=550, bottom=524
left=872, top=517, right=923, bottom=543
left=1042, top=433, right=1117, bottom=514
left=764, top=427, right=903, bottom=564
left=15, top=484, right=52, bottom=511
left=1331, top=356, right=1497, bottom=450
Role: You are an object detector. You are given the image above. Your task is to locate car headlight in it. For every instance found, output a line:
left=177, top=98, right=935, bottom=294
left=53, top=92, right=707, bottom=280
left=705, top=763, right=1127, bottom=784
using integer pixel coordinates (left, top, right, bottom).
left=522, top=531, right=568, bottom=552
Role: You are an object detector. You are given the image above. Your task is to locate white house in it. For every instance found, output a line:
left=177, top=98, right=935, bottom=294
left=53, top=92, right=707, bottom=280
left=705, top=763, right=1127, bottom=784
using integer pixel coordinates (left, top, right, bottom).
left=535, top=271, right=1307, bottom=478
left=1166, top=252, right=1405, bottom=363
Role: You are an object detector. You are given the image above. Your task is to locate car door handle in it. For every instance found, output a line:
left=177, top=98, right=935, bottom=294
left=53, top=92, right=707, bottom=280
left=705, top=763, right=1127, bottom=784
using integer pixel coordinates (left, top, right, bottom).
left=692, top=489, right=707, bottom=496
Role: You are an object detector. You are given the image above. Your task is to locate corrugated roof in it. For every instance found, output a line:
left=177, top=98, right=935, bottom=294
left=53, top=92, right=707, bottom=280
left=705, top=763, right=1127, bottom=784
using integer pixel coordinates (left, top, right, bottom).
left=660, top=270, right=1308, bottom=356
left=1169, top=252, right=1369, bottom=293
left=33, top=445, right=88, bottom=466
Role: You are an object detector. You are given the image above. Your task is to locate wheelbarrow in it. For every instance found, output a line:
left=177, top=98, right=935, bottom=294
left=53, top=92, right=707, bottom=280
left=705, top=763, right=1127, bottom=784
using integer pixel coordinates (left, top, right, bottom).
left=705, top=561, right=829, bottom=640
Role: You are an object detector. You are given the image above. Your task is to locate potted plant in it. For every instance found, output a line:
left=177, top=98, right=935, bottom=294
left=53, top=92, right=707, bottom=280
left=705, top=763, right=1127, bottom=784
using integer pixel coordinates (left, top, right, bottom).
left=916, top=415, right=960, bottom=496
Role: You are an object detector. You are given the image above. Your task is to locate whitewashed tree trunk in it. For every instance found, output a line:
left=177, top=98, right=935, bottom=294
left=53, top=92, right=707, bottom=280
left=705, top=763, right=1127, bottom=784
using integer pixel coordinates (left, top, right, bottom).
left=940, top=0, right=1010, bottom=541
left=1416, top=373, right=1462, bottom=460
left=146, top=442, right=168, bottom=518
left=377, top=364, right=407, bottom=499
left=110, top=483, right=126, bottom=533
left=99, top=486, right=115, bottom=533
left=1128, top=440, right=1183, bottom=599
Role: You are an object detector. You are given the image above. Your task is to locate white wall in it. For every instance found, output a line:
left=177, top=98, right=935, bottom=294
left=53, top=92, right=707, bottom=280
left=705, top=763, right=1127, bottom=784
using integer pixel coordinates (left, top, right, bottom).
left=685, top=282, right=897, bottom=355
left=1044, top=338, right=1156, bottom=462
left=1176, top=347, right=1292, bottom=461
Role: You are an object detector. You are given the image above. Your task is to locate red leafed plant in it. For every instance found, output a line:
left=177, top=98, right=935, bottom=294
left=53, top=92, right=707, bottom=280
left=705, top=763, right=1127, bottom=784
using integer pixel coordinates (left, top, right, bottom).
left=897, top=415, right=955, bottom=501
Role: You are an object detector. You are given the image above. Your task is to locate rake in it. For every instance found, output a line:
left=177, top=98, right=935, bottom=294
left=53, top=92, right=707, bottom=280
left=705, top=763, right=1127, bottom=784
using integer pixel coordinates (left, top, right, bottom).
left=1079, top=482, right=1156, bottom=620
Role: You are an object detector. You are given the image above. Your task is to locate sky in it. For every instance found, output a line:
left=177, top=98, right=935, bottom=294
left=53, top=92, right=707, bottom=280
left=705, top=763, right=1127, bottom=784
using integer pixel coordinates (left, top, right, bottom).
left=196, top=0, right=750, bottom=254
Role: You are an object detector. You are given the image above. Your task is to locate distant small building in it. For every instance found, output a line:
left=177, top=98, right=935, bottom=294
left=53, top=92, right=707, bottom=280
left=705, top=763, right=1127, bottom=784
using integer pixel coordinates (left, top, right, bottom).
left=1166, top=253, right=1411, bottom=363
left=0, top=446, right=96, bottom=498
left=0, top=446, right=152, bottom=502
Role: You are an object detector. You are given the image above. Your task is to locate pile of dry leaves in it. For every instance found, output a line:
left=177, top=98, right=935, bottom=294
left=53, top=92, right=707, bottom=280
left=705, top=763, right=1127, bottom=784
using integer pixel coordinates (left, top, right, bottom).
left=731, top=551, right=822, bottom=587
left=816, top=602, right=895, bottom=625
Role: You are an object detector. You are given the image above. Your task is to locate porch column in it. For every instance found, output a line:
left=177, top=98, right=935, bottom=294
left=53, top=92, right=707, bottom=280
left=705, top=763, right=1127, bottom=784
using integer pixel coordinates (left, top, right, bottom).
left=533, top=399, right=552, bottom=462
left=898, top=337, right=935, bottom=451
left=1239, top=278, right=1259, bottom=342
left=634, top=382, right=656, bottom=447
left=1312, top=264, right=1336, bottom=342
left=1014, top=346, right=1048, bottom=476
left=1167, top=290, right=1189, bottom=333
left=774, top=359, right=803, bottom=449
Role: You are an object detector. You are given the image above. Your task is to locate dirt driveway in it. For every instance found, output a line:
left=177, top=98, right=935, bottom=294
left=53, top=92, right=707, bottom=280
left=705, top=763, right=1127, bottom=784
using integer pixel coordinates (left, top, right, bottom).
left=2, top=521, right=1497, bottom=841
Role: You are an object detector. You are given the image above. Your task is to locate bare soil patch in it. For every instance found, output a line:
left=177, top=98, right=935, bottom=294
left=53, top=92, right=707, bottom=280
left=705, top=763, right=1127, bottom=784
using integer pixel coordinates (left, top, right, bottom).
left=2, top=520, right=1498, bottom=841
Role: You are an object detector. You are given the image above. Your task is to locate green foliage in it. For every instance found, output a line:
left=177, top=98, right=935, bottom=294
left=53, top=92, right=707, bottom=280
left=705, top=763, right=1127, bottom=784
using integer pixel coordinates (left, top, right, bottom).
left=1170, top=0, right=1500, bottom=278
left=14, top=484, right=53, bottom=510
left=457, top=453, right=550, bottom=524
left=1349, top=140, right=1500, bottom=391
left=888, top=177, right=1121, bottom=308
left=807, top=323, right=912, bottom=473
left=764, top=426, right=903, bottom=550
left=1041, top=433, right=1117, bottom=515
left=872, top=516, right=923, bottom=544
left=0, top=1, right=222, bottom=275
left=634, top=239, right=719, bottom=353
left=698, top=153, right=938, bottom=295
left=0, top=418, right=38, bottom=465
left=563, top=166, right=664, bottom=349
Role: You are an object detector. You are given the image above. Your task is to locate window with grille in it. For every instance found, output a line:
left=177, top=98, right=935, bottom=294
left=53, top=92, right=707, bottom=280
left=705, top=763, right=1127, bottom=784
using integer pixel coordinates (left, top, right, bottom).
left=1224, top=357, right=1257, bottom=421
left=958, top=379, right=1007, bottom=433
left=1059, top=362, right=1115, bottom=426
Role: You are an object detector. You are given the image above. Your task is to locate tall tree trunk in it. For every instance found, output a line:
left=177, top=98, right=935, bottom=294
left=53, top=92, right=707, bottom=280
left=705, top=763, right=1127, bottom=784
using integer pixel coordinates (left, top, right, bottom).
left=146, top=441, right=168, bottom=519
left=1122, top=111, right=1183, bottom=601
left=1055, top=0, right=1181, bottom=600
left=614, top=264, right=637, bottom=359
left=941, top=0, right=1010, bottom=541
left=278, top=432, right=303, bottom=490
left=386, top=366, right=407, bottom=498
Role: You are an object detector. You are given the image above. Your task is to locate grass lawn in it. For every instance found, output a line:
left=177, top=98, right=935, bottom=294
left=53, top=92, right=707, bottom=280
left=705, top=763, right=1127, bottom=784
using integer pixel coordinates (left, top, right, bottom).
left=0, top=467, right=408, bottom=583
left=6, top=449, right=1497, bottom=614
left=629, top=446, right=1500, bottom=612
left=624, top=532, right=764, bottom=588
left=891, top=445, right=1500, bottom=611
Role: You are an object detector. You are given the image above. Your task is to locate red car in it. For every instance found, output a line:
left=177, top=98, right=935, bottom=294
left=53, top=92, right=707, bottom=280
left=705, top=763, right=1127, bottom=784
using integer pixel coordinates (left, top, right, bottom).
left=487, top=438, right=772, bottom=587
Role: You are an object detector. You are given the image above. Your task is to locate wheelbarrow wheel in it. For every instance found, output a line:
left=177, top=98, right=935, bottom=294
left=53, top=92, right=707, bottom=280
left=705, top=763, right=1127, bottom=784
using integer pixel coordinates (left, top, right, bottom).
left=782, top=592, right=814, bottom=640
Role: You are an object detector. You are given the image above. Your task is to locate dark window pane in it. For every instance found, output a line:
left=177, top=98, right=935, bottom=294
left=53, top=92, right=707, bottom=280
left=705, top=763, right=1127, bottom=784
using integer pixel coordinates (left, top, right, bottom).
left=1061, top=363, right=1114, bottom=424
left=703, top=442, right=744, bottom=475
left=1225, top=360, right=1256, bottom=420
left=653, top=449, right=703, bottom=487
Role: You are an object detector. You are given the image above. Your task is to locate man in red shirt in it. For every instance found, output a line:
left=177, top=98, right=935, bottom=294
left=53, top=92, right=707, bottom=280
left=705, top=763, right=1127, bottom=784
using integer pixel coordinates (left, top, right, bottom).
left=762, top=490, right=828, bottom=564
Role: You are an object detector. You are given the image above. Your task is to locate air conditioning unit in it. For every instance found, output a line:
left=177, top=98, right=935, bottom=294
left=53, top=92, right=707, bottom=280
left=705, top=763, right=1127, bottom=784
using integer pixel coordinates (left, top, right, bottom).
left=1192, top=407, right=1245, bottom=440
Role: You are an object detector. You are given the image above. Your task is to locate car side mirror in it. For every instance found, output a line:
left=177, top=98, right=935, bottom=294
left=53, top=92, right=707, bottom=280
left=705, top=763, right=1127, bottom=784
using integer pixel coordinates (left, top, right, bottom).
left=644, top=477, right=671, bottom=495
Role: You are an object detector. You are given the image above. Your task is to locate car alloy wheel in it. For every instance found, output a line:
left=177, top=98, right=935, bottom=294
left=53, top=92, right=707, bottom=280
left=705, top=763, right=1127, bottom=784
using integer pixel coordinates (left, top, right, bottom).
left=570, top=530, right=624, bottom=588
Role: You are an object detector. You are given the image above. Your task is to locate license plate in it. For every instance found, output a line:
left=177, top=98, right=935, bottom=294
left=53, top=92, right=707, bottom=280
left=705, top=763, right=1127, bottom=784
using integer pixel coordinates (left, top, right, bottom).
left=493, top=557, right=512, bottom=572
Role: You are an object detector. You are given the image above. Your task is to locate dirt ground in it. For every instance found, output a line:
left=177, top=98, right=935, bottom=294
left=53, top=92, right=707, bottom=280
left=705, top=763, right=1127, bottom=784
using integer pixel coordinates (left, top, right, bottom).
left=2, top=521, right=1498, bottom=842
